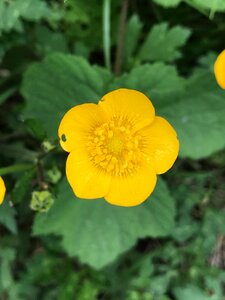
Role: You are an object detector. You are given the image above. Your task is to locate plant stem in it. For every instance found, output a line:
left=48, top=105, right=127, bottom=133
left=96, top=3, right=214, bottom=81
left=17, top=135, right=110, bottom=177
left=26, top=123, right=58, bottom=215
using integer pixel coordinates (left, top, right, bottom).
left=103, top=0, right=111, bottom=70
left=0, top=164, right=33, bottom=176
left=114, top=0, right=129, bottom=76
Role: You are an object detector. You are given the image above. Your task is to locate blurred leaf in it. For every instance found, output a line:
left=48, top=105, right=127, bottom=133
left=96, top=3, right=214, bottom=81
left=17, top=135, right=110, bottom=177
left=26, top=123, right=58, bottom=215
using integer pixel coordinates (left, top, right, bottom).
left=11, top=168, right=36, bottom=204
left=152, top=0, right=181, bottom=7
left=0, top=87, right=16, bottom=105
left=0, top=248, right=15, bottom=291
left=12, top=0, right=50, bottom=21
left=35, top=25, right=68, bottom=56
left=124, top=15, right=143, bottom=68
left=33, top=178, right=175, bottom=269
left=0, top=201, right=17, bottom=234
left=137, top=23, right=191, bottom=63
left=21, top=54, right=112, bottom=138
left=0, top=0, right=52, bottom=34
left=174, top=284, right=219, bottom=300
left=24, top=118, right=46, bottom=141
left=187, top=0, right=225, bottom=12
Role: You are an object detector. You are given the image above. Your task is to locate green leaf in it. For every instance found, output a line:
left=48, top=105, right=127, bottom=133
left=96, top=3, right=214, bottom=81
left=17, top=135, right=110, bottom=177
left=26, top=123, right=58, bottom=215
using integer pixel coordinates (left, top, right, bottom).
left=110, top=63, right=185, bottom=107
left=12, top=0, right=50, bottom=21
left=174, top=285, right=218, bottom=300
left=160, top=68, right=225, bottom=159
left=152, top=0, right=181, bottom=7
left=187, top=0, right=225, bottom=12
left=0, top=201, right=17, bottom=234
left=137, top=23, right=191, bottom=63
left=0, top=87, right=16, bottom=105
left=21, top=54, right=112, bottom=138
left=11, top=168, right=36, bottom=204
left=124, top=15, right=143, bottom=68
left=33, top=178, right=175, bottom=269
left=0, top=248, right=15, bottom=291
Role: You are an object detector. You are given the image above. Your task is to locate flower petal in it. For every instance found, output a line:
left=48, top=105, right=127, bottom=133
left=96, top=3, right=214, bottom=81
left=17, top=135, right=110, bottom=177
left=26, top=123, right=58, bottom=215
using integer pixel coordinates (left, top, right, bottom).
left=0, top=176, right=6, bottom=205
left=98, top=89, right=155, bottom=131
left=105, top=165, right=157, bottom=207
left=140, top=116, right=179, bottom=175
left=58, top=103, right=106, bottom=152
left=66, top=149, right=111, bottom=199
left=214, top=50, right=225, bottom=89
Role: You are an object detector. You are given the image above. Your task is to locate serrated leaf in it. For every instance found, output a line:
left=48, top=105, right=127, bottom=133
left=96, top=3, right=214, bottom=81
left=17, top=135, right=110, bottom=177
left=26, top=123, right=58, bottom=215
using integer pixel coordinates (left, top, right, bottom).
left=0, top=201, right=17, bottom=234
left=138, top=23, right=191, bottom=63
left=33, top=178, right=175, bottom=269
left=110, top=63, right=185, bottom=107
left=152, top=0, right=181, bottom=7
left=21, top=54, right=112, bottom=138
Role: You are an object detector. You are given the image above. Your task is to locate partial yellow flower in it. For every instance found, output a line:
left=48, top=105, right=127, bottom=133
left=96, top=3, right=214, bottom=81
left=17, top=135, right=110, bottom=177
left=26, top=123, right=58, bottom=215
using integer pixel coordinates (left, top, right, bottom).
left=214, top=49, right=225, bottom=89
left=58, top=89, right=179, bottom=207
left=0, top=176, right=6, bottom=204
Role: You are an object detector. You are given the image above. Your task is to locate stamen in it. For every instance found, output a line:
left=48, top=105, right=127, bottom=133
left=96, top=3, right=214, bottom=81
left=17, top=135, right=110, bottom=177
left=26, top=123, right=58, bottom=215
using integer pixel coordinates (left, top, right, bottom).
left=87, top=117, right=143, bottom=176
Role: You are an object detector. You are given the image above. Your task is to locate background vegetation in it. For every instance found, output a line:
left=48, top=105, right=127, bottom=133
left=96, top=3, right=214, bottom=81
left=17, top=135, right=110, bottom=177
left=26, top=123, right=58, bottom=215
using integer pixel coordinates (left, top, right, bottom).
left=1, top=0, right=225, bottom=299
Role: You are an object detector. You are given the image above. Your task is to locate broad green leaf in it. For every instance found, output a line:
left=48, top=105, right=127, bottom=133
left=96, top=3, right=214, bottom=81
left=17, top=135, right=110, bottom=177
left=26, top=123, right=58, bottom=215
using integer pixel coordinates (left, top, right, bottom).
left=33, top=178, right=175, bottom=269
left=110, top=63, right=185, bottom=107
left=138, top=23, right=191, bottom=63
left=0, top=201, right=17, bottom=234
left=21, top=54, right=112, bottom=138
left=152, top=0, right=181, bottom=7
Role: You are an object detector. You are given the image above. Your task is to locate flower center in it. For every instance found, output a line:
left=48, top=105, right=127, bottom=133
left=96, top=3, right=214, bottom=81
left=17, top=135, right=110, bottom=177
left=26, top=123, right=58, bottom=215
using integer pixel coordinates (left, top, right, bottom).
left=87, top=117, right=143, bottom=176
left=108, top=135, right=124, bottom=154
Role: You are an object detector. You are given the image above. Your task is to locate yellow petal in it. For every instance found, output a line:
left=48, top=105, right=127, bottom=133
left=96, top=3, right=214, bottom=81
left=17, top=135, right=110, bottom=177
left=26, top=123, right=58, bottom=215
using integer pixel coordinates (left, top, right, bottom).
left=98, top=89, right=155, bottom=131
left=58, top=103, right=106, bottom=152
left=105, top=165, right=157, bottom=207
left=0, top=176, right=6, bottom=205
left=140, top=116, right=179, bottom=175
left=66, top=149, right=111, bottom=199
left=214, top=50, right=225, bottom=89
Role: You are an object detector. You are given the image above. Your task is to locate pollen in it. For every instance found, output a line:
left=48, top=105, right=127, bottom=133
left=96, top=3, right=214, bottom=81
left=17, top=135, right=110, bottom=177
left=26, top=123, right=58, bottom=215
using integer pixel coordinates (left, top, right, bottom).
left=87, top=117, right=142, bottom=176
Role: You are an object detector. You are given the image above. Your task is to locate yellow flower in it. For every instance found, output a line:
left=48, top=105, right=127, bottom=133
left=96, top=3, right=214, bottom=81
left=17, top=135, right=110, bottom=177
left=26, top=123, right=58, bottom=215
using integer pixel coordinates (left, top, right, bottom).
left=58, top=89, right=179, bottom=207
left=0, top=176, right=6, bottom=205
left=214, top=49, right=225, bottom=89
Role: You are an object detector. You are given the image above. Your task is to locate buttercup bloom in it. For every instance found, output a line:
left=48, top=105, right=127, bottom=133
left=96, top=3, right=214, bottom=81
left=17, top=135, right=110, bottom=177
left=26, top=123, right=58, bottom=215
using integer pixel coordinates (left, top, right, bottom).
left=59, top=89, right=179, bottom=207
left=0, top=176, right=6, bottom=205
left=214, top=49, right=225, bottom=89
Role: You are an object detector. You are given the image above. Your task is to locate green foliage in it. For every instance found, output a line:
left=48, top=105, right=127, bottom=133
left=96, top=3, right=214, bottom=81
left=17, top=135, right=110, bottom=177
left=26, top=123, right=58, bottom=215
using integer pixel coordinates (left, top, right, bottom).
left=21, top=54, right=112, bottom=138
left=0, top=0, right=54, bottom=34
left=33, top=178, right=175, bottom=269
left=152, top=0, right=181, bottom=7
left=137, top=23, right=191, bottom=63
left=0, top=201, right=17, bottom=234
left=1, top=0, right=225, bottom=298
